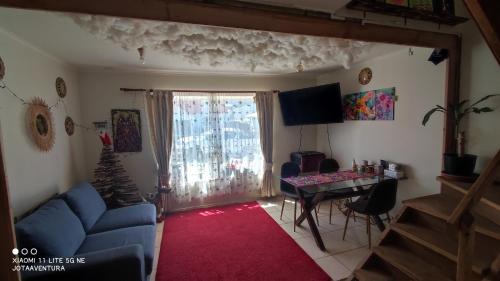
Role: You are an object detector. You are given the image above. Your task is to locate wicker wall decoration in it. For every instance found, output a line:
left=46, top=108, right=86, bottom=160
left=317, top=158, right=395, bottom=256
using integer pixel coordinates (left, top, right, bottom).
left=358, top=67, right=372, bottom=85
left=65, top=116, right=75, bottom=136
left=55, top=77, right=67, bottom=98
left=27, top=97, right=55, bottom=151
left=0, top=56, right=5, bottom=80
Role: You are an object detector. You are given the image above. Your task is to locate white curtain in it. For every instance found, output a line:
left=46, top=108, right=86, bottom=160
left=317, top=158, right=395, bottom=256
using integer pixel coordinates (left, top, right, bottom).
left=170, top=92, right=263, bottom=203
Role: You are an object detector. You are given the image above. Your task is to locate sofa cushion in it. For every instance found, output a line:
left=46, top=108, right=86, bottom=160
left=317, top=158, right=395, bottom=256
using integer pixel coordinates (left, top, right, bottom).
left=89, top=203, right=156, bottom=234
left=15, top=199, right=85, bottom=257
left=77, top=225, right=156, bottom=274
left=64, top=182, right=107, bottom=232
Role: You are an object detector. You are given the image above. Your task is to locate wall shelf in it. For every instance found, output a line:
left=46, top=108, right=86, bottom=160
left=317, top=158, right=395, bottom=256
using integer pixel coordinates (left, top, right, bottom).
left=346, top=0, right=468, bottom=26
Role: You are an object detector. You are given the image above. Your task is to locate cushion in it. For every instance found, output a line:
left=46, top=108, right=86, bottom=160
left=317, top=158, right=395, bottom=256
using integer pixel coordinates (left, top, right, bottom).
left=15, top=199, right=86, bottom=257
left=77, top=225, right=156, bottom=274
left=89, top=203, right=156, bottom=234
left=64, top=182, right=107, bottom=232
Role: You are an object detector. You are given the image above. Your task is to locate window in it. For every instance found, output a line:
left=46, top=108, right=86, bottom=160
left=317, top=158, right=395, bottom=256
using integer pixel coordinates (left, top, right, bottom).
left=170, top=92, right=263, bottom=203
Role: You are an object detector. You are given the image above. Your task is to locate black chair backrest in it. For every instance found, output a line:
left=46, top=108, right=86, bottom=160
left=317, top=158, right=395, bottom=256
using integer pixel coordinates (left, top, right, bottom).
left=280, top=162, right=301, bottom=193
left=365, top=178, right=398, bottom=215
left=281, top=162, right=300, bottom=178
left=319, top=158, right=340, bottom=174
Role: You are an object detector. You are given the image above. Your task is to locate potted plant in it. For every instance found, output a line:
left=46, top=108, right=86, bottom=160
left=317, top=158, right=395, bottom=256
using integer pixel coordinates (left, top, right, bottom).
left=422, top=94, right=499, bottom=176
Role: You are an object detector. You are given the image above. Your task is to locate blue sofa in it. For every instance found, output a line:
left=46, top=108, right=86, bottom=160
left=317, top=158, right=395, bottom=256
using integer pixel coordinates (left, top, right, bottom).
left=15, top=182, right=157, bottom=281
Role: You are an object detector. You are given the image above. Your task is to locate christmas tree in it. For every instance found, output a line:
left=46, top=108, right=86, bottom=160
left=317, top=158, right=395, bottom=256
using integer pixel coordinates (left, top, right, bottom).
left=93, top=133, right=143, bottom=208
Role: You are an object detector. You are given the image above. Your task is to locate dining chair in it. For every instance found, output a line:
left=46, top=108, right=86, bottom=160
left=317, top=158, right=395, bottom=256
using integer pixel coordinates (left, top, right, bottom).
left=280, top=162, right=319, bottom=231
left=342, top=178, right=398, bottom=248
left=317, top=158, right=357, bottom=224
left=319, top=158, right=340, bottom=174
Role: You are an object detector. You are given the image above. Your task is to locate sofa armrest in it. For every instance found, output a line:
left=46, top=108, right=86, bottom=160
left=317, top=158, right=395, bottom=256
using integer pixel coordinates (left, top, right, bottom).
left=21, top=245, right=145, bottom=281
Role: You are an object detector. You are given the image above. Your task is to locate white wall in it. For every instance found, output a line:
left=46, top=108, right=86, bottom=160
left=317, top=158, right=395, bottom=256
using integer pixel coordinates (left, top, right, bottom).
left=0, top=30, right=87, bottom=216
left=78, top=71, right=317, bottom=199
left=316, top=47, right=446, bottom=208
left=454, top=3, right=500, bottom=169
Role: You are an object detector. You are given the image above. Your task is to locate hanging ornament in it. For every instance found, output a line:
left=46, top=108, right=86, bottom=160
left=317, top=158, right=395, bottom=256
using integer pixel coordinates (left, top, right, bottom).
left=27, top=97, right=55, bottom=151
left=55, top=77, right=67, bottom=98
left=0, top=56, right=5, bottom=80
left=65, top=116, right=75, bottom=136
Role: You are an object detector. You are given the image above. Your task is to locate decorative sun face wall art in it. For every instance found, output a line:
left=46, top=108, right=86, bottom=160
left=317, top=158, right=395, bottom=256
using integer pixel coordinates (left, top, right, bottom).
left=343, top=87, right=396, bottom=121
left=27, top=97, right=55, bottom=151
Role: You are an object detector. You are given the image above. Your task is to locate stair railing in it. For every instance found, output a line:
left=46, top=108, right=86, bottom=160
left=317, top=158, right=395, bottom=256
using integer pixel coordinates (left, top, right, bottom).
left=482, top=253, right=500, bottom=281
left=446, top=149, right=500, bottom=281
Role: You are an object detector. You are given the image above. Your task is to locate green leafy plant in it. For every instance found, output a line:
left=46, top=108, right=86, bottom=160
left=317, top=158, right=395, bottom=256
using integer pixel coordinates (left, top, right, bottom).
left=422, top=94, right=499, bottom=155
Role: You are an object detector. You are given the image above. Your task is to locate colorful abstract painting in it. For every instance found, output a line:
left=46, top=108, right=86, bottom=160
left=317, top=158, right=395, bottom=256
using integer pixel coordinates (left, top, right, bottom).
left=111, top=109, right=142, bottom=153
left=343, top=87, right=395, bottom=121
left=375, top=88, right=396, bottom=120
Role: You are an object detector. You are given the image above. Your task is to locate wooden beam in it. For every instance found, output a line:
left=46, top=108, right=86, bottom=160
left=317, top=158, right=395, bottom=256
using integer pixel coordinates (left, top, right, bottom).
left=463, top=0, right=500, bottom=64
left=0, top=0, right=459, bottom=49
left=443, top=44, right=461, bottom=154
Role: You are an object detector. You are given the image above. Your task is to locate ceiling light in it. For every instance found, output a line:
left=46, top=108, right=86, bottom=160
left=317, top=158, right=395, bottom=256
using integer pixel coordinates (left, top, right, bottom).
left=296, top=61, right=304, bottom=72
left=138, top=47, right=146, bottom=64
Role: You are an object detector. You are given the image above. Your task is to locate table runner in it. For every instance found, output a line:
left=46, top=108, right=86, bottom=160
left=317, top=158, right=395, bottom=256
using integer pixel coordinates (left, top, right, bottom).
left=282, top=170, right=376, bottom=188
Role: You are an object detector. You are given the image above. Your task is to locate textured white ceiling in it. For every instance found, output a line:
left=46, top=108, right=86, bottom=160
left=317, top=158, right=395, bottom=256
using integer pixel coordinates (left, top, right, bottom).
left=68, top=14, right=371, bottom=73
left=0, top=7, right=404, bottom=75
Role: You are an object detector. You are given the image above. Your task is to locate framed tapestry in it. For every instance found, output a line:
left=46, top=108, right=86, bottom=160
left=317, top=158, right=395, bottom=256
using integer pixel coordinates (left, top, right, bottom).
left=343, top=87, right=396, bottom=121
left=111, top=109, right=142, bottom=152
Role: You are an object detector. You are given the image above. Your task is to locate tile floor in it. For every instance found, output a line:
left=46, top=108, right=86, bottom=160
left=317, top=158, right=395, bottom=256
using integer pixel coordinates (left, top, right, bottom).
left=150, top=197, right=382, bottom=281
left=257, top=197, right=381, bottom=281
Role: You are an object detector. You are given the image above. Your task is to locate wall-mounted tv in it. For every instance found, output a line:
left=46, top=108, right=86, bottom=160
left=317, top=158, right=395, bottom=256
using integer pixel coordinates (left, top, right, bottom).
left=278, top=83, right=344, bottom=126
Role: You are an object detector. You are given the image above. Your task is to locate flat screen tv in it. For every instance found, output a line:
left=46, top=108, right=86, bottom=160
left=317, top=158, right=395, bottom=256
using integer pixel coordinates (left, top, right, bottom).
left=278, top=83, right=343, bottom=126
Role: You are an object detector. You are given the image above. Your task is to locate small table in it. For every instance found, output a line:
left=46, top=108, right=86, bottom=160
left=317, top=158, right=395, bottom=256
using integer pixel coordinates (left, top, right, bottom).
left=282, top=171, right=388, bottom=251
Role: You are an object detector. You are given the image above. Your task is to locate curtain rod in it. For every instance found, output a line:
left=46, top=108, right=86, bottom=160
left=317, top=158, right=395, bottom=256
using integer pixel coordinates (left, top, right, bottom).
left=120, top=88, right=277, bottom=93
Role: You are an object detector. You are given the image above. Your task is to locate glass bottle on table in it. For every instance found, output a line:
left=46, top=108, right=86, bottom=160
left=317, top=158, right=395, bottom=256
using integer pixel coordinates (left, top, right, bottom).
left=352, top=159, right=357, bottom=172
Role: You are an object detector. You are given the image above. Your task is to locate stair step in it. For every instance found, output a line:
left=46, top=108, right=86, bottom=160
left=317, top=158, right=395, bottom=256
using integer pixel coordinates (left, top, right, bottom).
left=438, top=176, right=500, bottom=212
left=373, top=245, right=453, bottom=281
left=392, top=222, right=489, bottom=274
left=403, top=193, right=457, bottom=220
left=354, top=268, right=392, bottom=281
left=403, top=193, right=500, bottom=240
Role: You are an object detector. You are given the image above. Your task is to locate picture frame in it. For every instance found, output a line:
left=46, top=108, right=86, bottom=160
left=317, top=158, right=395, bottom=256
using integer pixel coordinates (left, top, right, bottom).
left=111, top=109, right=142, bottom=153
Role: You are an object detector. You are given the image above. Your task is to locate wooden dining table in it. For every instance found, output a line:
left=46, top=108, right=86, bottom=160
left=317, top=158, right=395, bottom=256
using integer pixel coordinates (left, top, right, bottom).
left=281, top=170, right=388, bottom=251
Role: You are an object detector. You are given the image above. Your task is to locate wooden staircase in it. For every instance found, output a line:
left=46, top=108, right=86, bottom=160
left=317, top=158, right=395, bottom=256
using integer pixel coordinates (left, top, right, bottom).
left=349, top=149, right=500, bottom=281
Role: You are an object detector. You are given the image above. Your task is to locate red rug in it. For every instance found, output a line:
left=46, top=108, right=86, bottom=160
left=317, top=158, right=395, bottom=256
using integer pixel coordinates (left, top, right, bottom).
left=155, top=201, right=331, bottom=281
